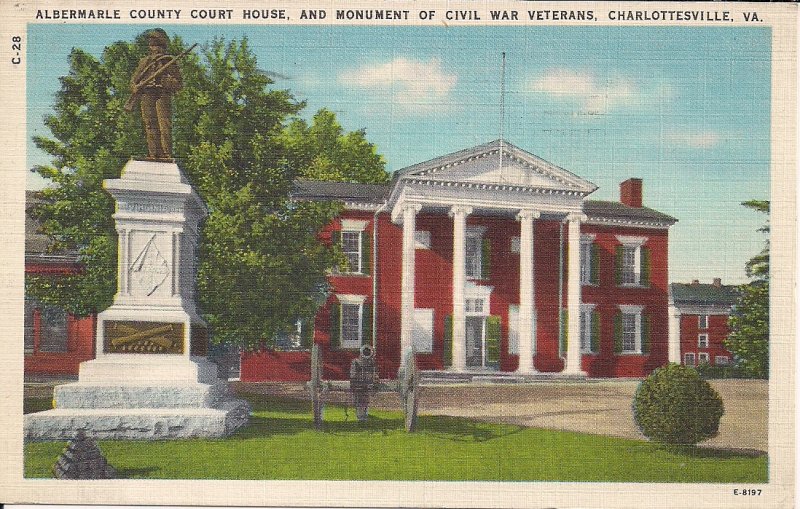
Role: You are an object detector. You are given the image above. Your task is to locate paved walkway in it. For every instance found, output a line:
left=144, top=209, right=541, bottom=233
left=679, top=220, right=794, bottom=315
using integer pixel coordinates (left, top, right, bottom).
left=236, top=379, right=768, bottom=453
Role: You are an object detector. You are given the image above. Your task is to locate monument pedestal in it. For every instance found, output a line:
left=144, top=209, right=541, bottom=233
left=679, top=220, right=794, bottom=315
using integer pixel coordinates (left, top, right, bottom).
left=25, top=160, right=250, bottom=440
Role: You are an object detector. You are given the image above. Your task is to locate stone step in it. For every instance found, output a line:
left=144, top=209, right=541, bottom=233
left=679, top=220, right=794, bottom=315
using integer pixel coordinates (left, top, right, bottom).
left=78, top=355, right=219, bottom=384
left=53, top=381, right=229, bottom=409
left=24, top=399, right=251, bottom=440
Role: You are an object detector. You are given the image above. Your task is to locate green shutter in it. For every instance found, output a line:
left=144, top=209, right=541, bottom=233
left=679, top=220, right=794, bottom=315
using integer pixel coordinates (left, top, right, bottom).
left=560, top=309, right=568, bottom=355
left=331, top=230, right=342, bottom=273
left=613, top=312, right=623, bottom=353
left=443, top=315, right=453, bottom=367
left=481, top=237, right=491, bottom=279
left=641, top=312, right=650, bottom=354
left=331, top=230, right=341, bottom=247
left=361, top=231, right=371, bottom=274
left=591, top=243, right=600, bottom=285
left=640, top=246, right=650, bottom=287
left=486, top=315, right=501, bottom=368
left=329, top=302, right=340, bottom=350
left=361, top=303, right=372, bottom=347
left=590, top=310, right=600, bottom=353
left=300, top=317, right=315, bottom=349
left=615, top=245, right=623, bottom=285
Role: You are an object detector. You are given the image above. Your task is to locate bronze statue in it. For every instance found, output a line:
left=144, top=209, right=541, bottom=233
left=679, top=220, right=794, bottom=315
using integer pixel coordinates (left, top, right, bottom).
left=126, top=30, right=194, bottom=161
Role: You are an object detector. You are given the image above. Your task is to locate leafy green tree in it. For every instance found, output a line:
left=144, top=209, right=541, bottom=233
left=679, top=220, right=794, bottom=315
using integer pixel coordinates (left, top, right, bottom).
left=28, top=32, right=388, bottom=349
left=725, top=200, right=769, bottom=378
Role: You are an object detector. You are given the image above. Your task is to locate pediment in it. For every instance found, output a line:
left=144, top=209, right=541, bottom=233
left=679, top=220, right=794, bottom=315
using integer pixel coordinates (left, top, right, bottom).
left=396, top=139, right=597, bottom=194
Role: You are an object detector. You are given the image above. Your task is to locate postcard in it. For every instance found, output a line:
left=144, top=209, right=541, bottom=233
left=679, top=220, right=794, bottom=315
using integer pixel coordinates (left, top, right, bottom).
left=0, top=1, right=795, bottom=507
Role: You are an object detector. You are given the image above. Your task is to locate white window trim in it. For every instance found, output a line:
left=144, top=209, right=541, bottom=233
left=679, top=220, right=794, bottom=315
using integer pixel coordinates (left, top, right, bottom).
left=715, top=355, right=730, bottom=366
left=698, top=314, right=709, bottom=329
left=698, top=352, right=710, bottom=364
left=616, top=235, right=647, bottom=287
left=337, top=295, right=365, bottom=349
left=580, top=234, right=596, bottom=286
left=580, top=303, right=597, bottom=354
left=618, top=304, right=643, bottom=354
left=684, top=352, right=696, bottom=366
left=508, top=304, right=519, bottom=355
left=698, top=333, right=709, bottom=348
left=465, top=225, right=487, bottom=280
left=413, top=308, right=434, bottom=353
left=340, top=220, right=369, bottom=275
left=464, top=282, right=492, bottom=316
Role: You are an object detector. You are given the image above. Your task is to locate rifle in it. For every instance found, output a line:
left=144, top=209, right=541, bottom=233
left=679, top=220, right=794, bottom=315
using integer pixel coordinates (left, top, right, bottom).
left=124, top=43, right=198, bottom=112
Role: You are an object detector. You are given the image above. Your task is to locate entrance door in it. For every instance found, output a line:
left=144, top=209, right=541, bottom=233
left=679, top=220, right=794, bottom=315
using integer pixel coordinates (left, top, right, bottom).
left=465, top=316, right=484, bottom=368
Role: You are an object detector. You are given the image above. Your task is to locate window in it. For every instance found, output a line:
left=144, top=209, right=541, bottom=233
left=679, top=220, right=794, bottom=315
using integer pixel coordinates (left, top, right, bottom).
left=465, top=298, right=485, bottom=314
left=615, top=235, right=648, bottom=287
left=415, top=230, right=431, bottom=249
left=510, top=236, right=520, bottom=254
left=698, top=333, right=709, bottom=348
left=684, top=353, right=696, bottom=366
left=618, top=304, right=643, bottom=354
left=340, top=303, right=362, bottom=349
left=580, top=235, right=597, bottom=285
left=715, top=355, right=730, bottom=366
left=341, top=231, right=361, bottom=273
left=698, top=315, right=709, bottom=329
left=465, top=226, right=487, bottom=279
left=508, top=305, right=519, bottom=354
left=413, top=309, right=434, bottom=353
left=336, top=219, right=369, bottom=275
left=698, top=352, right=710, bottom=365
left=24, top=299, right=35, bottom=354
left=465, top=235, right=482, bottom=278
left=39, top=305, right=68, bottom=353
left=580, top=304, right=597, bottom=353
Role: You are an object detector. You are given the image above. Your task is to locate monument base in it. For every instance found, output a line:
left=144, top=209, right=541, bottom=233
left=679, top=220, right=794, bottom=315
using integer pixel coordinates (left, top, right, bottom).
left=25, top=356, right=251, bottom=440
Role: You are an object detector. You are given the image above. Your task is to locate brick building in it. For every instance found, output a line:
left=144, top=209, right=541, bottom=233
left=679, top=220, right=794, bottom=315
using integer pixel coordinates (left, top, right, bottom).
left=241, top=140, right=678, bottom=380
left=668, top=279, right=738, bottom=367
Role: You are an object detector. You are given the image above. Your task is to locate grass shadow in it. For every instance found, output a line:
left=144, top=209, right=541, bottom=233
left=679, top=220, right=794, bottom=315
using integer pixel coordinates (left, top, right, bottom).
left=116, top=466, right=160, bottom=478
left=418, top=415, right=525, bottom=443
left=24, top=397, right=52, bottom=415
left=659, top=444, right=767, bottom=459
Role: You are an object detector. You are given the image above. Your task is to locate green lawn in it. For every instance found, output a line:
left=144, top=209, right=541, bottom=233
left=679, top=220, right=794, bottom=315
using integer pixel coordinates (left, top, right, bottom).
left=25, top=393, right=767, bottom=482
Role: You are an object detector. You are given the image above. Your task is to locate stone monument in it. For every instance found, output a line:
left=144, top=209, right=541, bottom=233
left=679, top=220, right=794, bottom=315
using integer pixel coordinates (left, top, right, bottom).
left=25, top=30, right=250, bottom=440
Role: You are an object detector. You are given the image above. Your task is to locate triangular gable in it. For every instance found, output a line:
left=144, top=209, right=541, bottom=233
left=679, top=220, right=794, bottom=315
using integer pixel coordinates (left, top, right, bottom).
left=396, top=139, right=597, bottom=194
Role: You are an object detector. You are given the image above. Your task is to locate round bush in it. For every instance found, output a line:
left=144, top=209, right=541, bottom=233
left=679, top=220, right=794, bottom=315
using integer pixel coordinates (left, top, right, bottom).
left=633, top=363, right=724, bottom=445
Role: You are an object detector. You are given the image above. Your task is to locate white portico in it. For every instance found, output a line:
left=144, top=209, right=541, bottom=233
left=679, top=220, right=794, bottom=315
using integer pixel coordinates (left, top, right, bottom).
left=388, top=140, right=597, bottom=374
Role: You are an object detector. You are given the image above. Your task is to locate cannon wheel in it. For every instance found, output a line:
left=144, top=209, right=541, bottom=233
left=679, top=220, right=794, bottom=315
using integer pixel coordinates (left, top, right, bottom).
left=401, top=349, right=419, bottom=432
left=310, top=344, right=323, bottom=430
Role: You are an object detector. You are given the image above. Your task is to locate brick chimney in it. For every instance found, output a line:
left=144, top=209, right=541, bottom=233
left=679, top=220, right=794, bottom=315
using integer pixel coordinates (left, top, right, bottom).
left=712, top=278, right=722, bottom=287
left=620, top=178, right=643, bottom=208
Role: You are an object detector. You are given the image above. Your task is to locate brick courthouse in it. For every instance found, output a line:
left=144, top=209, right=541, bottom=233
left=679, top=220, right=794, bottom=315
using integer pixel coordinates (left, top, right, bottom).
left=242, top=140, right=678, bottom=380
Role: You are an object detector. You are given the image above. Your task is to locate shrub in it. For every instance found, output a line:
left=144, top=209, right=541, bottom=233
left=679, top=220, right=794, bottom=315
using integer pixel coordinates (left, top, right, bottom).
left=695, top=362, right=746, bottom=380
left=633, top=363, right=724, bottom=445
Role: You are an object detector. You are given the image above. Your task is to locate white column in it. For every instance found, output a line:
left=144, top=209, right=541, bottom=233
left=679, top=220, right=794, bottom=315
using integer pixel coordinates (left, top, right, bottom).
left=449, top=205, right=473, bottom=371
left=668, top=307, right=682, bottom=363
left=400, top=203, right=421, bottom=366
left=516, top=209, right=540, bottom=374
left=563, top=212, right=587, bottom=375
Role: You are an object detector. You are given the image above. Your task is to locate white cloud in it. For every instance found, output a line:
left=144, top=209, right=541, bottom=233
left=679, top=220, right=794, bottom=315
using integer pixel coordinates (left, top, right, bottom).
left=338, top=57, right=457, bottom=114
left=527, top=69, right=635, bottom=115
left=664, top=130, right=721, bottom=149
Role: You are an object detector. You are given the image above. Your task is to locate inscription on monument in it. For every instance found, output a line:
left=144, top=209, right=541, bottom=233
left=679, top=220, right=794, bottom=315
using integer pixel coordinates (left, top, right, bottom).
left=120, top=202, right=181, bottom=214
left=130, top=234, right=170, bottom=296
left=104, top=321, right=184, bottom=354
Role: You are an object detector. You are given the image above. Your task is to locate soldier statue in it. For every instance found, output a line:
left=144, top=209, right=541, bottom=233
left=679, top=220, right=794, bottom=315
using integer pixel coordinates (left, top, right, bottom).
left=127, top=29, right=185, bottom=161
left=349, top=345, right=378, bottom=422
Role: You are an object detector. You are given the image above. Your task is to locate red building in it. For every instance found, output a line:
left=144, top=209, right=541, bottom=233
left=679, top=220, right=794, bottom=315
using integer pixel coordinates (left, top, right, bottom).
left=242, top=140, right=678, bottom=381
left=668, top=279, right=737, bottom=367
left=24, top=192, right=96, bottom=377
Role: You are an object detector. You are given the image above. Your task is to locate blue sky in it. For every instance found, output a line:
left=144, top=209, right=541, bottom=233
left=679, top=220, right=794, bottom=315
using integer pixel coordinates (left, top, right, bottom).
left=26, top=24, right=771, bottom=284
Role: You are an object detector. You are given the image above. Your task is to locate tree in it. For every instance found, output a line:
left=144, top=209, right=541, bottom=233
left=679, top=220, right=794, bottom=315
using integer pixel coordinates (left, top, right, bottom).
left=725, top=200, right=769, bottom=378
left=28, top=32, right=388, bottom=349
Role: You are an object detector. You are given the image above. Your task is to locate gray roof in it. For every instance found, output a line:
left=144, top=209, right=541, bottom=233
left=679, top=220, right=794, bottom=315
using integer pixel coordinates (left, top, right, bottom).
left=671, top=282, right=739, bottom=306
left=292, top=179, right=389, bottom=204
left=584, top=200, right=677, bottom=225
left=25, top=191, right=79, bottom=263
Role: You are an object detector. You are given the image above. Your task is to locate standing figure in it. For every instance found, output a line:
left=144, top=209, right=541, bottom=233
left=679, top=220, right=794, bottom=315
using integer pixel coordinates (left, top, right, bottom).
left=350, top=345, right=378, bottom=422
left=129, top=29, right=183, bottom=160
